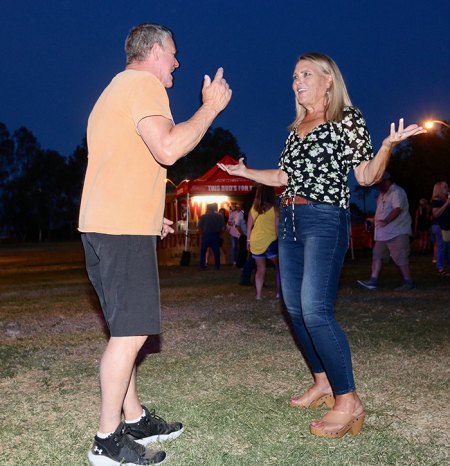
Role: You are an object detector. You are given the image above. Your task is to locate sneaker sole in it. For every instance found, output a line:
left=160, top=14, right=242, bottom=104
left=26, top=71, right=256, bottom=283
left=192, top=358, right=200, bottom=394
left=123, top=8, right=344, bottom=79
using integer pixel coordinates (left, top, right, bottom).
left=356, top=280, right=377, bottom=290
left=135, top=427, right=184, bottom=446
left=88, top=451, right=166, bottom=466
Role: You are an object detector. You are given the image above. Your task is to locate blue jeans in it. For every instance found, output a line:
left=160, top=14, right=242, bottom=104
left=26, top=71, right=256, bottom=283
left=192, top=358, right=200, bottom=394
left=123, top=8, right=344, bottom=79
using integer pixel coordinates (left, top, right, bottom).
left=432, top=224, right=450, bottom=270
left=230, top=235, right=239, bottom=263
left=279, top=203, right=354, bottom=395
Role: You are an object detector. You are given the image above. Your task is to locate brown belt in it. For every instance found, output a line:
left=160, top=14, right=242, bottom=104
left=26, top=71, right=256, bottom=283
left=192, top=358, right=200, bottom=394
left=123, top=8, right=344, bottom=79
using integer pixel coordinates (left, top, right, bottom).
left=280, top=195, right=311, bottom=207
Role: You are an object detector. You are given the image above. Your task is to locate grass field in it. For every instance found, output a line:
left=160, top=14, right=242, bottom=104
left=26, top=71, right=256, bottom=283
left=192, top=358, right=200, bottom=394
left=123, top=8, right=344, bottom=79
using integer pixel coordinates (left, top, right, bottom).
left=0, top=241, right=449, bottom=465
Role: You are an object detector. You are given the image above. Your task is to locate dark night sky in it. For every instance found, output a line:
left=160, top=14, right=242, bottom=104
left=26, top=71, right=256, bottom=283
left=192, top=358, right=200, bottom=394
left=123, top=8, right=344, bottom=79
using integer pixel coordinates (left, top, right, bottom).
left=1, top=0, right=449, bottom=185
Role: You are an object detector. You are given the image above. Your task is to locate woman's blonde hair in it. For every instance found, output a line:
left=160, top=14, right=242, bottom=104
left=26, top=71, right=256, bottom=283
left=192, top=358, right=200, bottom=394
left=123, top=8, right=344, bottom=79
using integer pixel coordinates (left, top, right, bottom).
left=432, top=181, right=448, bottom=200
left=289, top=53, right=352, bottom=131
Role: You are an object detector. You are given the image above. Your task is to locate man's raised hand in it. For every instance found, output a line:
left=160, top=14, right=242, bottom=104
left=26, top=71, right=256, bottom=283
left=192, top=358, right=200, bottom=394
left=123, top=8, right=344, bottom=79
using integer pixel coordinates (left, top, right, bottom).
left=202, top=67, right=232, bottom=114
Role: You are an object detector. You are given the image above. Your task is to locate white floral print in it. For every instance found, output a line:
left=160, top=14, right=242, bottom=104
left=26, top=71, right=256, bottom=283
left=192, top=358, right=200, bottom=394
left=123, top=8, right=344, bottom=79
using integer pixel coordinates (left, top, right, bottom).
left=279, top=107, right=373, bottom=208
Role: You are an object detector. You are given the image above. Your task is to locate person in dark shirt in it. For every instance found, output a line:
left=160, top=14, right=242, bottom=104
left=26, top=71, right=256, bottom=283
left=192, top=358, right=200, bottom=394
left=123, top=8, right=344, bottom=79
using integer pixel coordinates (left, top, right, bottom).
left=198, top=203, right=225, bottom=270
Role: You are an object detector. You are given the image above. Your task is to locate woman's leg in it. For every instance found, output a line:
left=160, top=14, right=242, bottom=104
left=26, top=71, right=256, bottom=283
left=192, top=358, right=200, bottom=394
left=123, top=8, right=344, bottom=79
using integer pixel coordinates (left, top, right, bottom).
left=299, top=205, right=364, bottom=434
left=420, top=230, right=429, bottom=252
left=279, top=206, right=332, bottom=401
left=279, top=222, right=323, bottom=373
left=254, top=257, right=266, bottom=299
left=299, top=207, right=354, bottom=395
left=432, top=224, right=444, bottom=272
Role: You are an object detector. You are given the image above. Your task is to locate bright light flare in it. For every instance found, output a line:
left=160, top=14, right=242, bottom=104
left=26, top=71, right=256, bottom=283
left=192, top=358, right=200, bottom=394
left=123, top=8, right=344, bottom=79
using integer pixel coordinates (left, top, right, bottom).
left=423, top=119, right=450, bottom=129
left=192, top=195, right=229, bottom=204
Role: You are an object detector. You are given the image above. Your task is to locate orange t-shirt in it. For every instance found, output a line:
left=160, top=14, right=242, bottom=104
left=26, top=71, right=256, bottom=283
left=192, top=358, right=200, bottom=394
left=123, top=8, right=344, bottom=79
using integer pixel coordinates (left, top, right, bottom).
left=79, top=70, right=173, bottom=235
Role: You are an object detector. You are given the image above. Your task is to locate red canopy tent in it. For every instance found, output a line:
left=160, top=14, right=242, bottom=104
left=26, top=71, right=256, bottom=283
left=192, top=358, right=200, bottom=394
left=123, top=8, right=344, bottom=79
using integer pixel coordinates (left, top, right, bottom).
left=160, top=156, right=286, bottom=265
left=175, top=155, right=254, bottom=197
left=170, top=155, right=255, bottom=261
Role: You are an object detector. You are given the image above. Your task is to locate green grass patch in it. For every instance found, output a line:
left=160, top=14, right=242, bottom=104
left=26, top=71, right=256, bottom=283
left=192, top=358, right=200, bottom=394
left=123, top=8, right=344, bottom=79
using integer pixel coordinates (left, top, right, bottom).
left=0, top=243, right=448, bottom=465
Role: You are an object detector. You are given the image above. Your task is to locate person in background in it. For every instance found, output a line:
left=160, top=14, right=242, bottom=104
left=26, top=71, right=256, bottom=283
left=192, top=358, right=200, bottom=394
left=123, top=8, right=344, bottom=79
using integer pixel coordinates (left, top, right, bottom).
left=227, top=203, right=241, bottom=265
left=430, top=181, right=450, bottom=276
left=357, top=172, right=414, bottom=290
left=234, top=204, right=248, bottom=267
left=246, top=185, right=281, bottom=300
left=218, top=52, right=425, bottom=439
left=414, top=198, right=431, bottom=254
left=219, top=207, right=229, bottom=224
left=79, top=23, right=231, bottom=466
left=239, top=186, right=257, bottom=285
left=218, top=207, right=229, bottom=263
left=198, top=203, right=226, bottom=270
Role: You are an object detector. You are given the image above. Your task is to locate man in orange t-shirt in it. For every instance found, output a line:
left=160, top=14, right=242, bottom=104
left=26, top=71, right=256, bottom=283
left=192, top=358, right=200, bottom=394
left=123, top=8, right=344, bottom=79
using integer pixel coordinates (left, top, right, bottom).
left=80, top=23, right=231, bottom=466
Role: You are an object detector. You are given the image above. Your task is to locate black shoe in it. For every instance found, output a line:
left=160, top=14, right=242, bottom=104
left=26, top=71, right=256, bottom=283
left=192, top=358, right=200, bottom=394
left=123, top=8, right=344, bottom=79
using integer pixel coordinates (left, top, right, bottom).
left=127, top=406, right=184, bottom=446
left=87, top=422, right=166, bottom=465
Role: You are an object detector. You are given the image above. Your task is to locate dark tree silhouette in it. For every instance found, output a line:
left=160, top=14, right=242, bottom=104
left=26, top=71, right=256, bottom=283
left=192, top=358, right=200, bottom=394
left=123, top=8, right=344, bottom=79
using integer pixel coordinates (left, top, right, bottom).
left=167, top=127, right=242, bottom=184
left=0, top=124, right=88, bottom=241
left=0, top=126, right=43, bottom=240
left=12, top=127, right=41, bottom=177
left=65, top=137, right=88, bottom=237
left=0, top=123, right=14, bottom=184
left=2, top=149, right=71, bottom=240
left=388, top=124, right=450, bottom=212
left=0, top=122, right=244, bottom=241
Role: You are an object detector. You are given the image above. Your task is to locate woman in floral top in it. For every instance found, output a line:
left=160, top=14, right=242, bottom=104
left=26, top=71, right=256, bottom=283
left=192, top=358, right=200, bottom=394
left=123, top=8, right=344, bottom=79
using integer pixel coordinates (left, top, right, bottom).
left=218, top=52, right=425, bottom=438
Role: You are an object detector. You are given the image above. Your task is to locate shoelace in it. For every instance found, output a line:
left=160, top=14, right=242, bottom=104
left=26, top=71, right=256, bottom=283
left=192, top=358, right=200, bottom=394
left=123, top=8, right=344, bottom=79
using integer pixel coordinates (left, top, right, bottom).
left=144, top=409, right=168, bottom=428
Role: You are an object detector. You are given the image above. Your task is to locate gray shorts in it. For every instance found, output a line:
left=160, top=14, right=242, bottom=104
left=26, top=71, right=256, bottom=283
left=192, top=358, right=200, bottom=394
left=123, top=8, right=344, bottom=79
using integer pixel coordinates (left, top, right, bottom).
left=373, top=234, right=410, bottom=266
left=81, top=233, right=161, bottom=336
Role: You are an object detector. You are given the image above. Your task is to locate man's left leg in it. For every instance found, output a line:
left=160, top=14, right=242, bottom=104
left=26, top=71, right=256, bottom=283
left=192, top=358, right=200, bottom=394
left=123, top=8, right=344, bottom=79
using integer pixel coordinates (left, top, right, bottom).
left=357, top=241, right=387, bottom=289
left=99, top=336, right=147, bottom=433
left=123, top=356, right=184, bottom=446
left=390, top=235, right=414, bottom=290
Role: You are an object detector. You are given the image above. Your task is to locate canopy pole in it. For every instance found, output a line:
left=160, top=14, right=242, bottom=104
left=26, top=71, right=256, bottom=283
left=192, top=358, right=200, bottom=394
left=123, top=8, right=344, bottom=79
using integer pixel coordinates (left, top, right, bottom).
left=184, top=193, right=190, bottom=251
left=174, top=197, right=178, bottom=227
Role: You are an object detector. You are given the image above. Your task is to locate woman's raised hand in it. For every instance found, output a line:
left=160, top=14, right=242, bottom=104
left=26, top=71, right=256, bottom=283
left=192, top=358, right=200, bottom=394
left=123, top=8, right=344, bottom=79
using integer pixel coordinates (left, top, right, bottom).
left=383, top=118, right=427, bottom=148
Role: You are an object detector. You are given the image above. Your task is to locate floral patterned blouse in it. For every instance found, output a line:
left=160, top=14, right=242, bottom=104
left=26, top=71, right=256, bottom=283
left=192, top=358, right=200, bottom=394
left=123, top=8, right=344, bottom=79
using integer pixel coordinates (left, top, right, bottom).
left=278, top=106, right=374, bottom=208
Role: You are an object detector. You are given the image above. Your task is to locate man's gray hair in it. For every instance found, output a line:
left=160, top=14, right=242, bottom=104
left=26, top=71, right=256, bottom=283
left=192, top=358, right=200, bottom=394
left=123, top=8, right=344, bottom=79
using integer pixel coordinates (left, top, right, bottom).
left=125, top=23, right=173, bottom=64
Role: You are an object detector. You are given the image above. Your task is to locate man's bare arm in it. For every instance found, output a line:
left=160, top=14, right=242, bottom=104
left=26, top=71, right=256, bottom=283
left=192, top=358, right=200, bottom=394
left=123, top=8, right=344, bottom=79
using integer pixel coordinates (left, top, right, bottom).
left=138, top=68, right=231, bottom=166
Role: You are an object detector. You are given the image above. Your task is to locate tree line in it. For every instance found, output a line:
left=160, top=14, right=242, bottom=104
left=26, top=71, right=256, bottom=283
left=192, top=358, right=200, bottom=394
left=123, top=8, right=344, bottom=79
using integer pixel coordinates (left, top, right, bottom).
left=0, top=123, right=241, bottom=242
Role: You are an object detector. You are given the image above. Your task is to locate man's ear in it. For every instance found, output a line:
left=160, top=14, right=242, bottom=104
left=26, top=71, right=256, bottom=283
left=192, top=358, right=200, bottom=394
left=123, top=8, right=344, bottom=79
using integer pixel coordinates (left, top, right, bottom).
left=150, top=43, right=161, bottom=61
